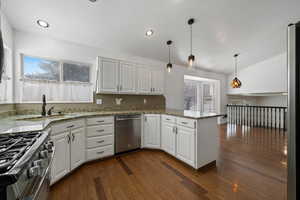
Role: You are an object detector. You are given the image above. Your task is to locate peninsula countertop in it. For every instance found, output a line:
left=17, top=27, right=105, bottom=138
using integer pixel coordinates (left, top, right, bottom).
left=0, top=109, right=224, bottom=134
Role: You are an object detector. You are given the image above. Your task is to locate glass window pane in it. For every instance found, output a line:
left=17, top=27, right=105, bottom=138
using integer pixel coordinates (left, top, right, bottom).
left=63, top=62, right=90, bottom=82
left=23, top=56, right=60, bottom=81
left=184, top=80, right=198, bottom=111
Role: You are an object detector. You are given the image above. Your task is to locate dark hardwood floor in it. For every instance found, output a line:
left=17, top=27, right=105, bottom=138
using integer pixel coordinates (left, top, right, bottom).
left=49, top=124, right=287, bottom=200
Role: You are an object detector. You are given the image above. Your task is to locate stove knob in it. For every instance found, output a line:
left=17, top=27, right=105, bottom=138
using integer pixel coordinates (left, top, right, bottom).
left=39, top=150, right=49, bottom=159
left=33, top=159, right=47, bottom=168
left=44, top=141, right=54, bottom=152
left=28, top=165, right=41, bottom=178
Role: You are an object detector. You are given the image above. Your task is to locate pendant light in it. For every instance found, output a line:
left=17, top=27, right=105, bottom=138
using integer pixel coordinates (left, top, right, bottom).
left=188, top=18, right=195, bottom=68
left=231, top=54, right=242, bottom=88
left=166, top=40, right=173, bottom=73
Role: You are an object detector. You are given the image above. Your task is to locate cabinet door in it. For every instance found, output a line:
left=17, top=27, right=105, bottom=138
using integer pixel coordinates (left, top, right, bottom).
left=137, top=67, right=151, bottom=94
left=99, top=58, right=119, bottom=93
left=161, top=122, right=176, bottom=156
left=70, top=128, right=86, bottom=171
left=143, top=115, right=160, bottom=148
left=151, top=70, right=164, bottom=94
left=176, top=126, right=195, bottom=167
left=119, top=62, right=136, bottom=93
left=51, top=132, right=70, bottom=184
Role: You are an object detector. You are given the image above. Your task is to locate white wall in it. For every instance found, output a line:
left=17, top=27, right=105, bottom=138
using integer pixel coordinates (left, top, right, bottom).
left=227, top=53, right=287, bottom=95
left=0, top=11, right=14, bottom=103
left=164, top=65, right=228, bottom=115
left=256, top=95, right=287, bottom=107
left=13, top=30, right=228, bottom=115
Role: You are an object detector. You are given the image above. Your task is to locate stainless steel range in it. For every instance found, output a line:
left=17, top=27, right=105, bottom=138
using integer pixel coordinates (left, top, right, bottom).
left=0, top=130, right=54, bottom=200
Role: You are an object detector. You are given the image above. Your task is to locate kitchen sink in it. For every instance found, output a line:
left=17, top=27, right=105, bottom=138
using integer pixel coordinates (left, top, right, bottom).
left=17, top=114, right=65, bottom=121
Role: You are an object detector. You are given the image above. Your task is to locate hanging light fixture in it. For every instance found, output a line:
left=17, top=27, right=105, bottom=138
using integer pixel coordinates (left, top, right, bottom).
left=187, top=18, right=195, bottom=68
left=231, top=54, right=242, bottom=88
left=166, top=40, right=173, bottom=73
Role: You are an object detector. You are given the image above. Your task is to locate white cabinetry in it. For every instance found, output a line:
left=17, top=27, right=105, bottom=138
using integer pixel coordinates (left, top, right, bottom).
left=51, top=131, right=70, bottom=184
left=50, top=119, right=85, bottom=184
left=98, top=57, right=136, bottom=94
left=161, top=120, right=176, bottom=156
left=143, top=114, right=161, bottom=149
left=176, top=125, right=195, bottom=166
left=97, top=57, right=164, bottom=95
left=98, top=58, right=119, bottom=93
left=86, top=116, right=114, bottom=161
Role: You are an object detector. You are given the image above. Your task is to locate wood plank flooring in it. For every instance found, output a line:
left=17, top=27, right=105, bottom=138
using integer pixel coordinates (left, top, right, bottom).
left=49, top=124, right=287, bottom=200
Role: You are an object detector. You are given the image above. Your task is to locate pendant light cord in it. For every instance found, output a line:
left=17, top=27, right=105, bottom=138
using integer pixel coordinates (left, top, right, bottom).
left=168, top=45, right=171, bottom=63
left=190, top=25, right=193, bottom=54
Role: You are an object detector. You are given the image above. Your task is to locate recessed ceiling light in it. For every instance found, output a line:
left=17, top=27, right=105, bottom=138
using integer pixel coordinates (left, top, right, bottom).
left=37, top=19, right=49, bottom=28
left=145, top=29, right=154, bottom=37
left=89, top=0, right=98, bottom=2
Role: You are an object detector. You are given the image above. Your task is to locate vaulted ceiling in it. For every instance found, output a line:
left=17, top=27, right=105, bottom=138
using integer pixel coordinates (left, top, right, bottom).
left=3, top=0, right=300, bottom=73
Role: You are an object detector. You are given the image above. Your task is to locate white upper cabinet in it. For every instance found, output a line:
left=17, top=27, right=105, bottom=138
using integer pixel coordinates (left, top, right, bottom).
left=119, top=62, right=136, bottom=93
left=98, top=57, right=119, bottom=93
left=143, top=114, right=161, bottom=149
left=97, top=57, right=164, bottom=95
left=151, top=69, right=164, bottom=94
left=137, top=67, right=152, bottom=94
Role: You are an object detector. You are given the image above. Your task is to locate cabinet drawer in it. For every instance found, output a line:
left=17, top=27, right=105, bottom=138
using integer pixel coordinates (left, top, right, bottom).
left=86, top=124, right=114, bottom=137
left=51, top=119, right=85, bottom=135
left=86, top=116, right=114, bottom=126
left=86, top=135, right=113, bottom=149
left=177, top=117, right=196, bottom=129
left=86, top=145, right=114, bottom=161
left=162, top=115, right=176, bottom=123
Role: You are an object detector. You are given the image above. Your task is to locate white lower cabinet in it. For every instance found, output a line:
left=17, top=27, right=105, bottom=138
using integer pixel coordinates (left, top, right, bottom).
left=50, top=119, right=85, bottom=185
left=70, top=128, right=86, bottom=170
left=51, top=132, right=70, bottom=184
left=161, top=121, right=176, bottom=156
left=176, top=126, right=195, bottom=166
left=143, top=114, right=161, bottom=149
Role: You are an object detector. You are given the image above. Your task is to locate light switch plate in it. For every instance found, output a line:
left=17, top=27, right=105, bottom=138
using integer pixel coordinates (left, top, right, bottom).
left=144, top=99, right=147, bottom=104
left=96, top=99, right=102, bottom=105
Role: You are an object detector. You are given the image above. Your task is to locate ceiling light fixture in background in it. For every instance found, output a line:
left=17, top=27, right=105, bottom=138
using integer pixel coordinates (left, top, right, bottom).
left=37, top=19, right=49, bottom=28
left=187, top=18, right=195, bottom=68
left=166, top=40, right=173, bottom=73
left=145, top=29, right=154, bottom=37
left=231, top=54, right=242, bottom=88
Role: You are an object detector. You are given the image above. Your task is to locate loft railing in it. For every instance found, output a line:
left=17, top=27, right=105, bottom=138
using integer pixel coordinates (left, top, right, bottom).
left=226, top=104, right=287, bottom=130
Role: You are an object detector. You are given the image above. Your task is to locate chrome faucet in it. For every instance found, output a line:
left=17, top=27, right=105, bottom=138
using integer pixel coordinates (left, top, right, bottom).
left=47, top=106, right=55, bottom=116
left=41, top=94, right=46, bottom=116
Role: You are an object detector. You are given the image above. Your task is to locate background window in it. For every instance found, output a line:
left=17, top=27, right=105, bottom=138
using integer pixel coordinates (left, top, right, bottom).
left=63, top=62, right=90, bottom=82
left=184, top=76, right=218, bottom=113
left=23, top=56, right=60, bottom=81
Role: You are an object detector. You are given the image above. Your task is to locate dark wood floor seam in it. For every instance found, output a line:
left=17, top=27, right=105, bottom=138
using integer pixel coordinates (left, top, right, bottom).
left=116, top=157, right=133, bottom=175
left=94, top=177, right=107, bottom=200
left=161, top=161, right=208, bottom=195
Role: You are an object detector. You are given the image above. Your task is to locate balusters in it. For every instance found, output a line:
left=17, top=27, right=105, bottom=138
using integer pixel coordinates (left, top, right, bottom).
left=226, top=104, right=287, bottom=131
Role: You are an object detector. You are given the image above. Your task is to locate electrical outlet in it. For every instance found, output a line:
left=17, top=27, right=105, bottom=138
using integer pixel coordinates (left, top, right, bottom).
left=144, top=99, right=147, bottom=104
left=96, top=99, right=102, bottom=105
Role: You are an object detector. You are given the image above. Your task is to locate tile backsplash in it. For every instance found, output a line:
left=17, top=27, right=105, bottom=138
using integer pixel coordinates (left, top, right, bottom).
left=0, top=104, right=16, bottom=117
left=14, top=94, right=165, bottom=115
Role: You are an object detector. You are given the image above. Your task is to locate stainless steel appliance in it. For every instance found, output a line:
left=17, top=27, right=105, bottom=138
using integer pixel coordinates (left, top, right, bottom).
left=0, top=131, right=54, bottom=200
left=115, top=114, right=141, bottom=153
left=287, top=22, right=300, bottom=200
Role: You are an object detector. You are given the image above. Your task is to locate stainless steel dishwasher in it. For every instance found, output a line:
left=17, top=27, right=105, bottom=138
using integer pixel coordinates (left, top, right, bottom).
left=115, top=114, right=141, bottom=154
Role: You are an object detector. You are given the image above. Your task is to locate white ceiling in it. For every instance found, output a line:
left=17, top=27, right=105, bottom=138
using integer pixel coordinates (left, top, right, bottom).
left=3, top=0, right=300, bottom=74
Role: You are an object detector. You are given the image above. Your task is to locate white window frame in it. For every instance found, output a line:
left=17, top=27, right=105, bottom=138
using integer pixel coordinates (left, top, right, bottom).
left=20, top=54, right=93, bottom=103
left=0, top=44, right=13, bottom=104
left=184, top=75, right=220, bottom=113
left=20, top=54, right=92, bottom=84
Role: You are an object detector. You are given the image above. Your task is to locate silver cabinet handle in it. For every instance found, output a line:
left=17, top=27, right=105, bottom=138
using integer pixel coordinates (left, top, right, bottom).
left=67, top=134, right=71, bottom=144
left=120, top=85, right=122, bottom=91
left=144, top=116, right=147, bottom=122
left=97, top=120, right=105, bottom=123
left=66, top=125, right=74, bottom=129
left=153, top=88, right=155, bottom=92
left=181, top=122, right=188, bottom=124
left=72, top=133, right=75, bottom=142
left=97, top=140, right=105, bottom=143
left=97, top=129, right=105, bottom=132
left=97, top=151, right=105, bottom=154
left=166, top=118, right=170, bottom=121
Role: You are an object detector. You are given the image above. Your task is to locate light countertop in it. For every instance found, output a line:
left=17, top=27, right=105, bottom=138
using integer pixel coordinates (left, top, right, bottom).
left=0, top=109, right=224, bottom=134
